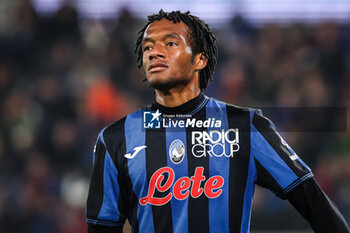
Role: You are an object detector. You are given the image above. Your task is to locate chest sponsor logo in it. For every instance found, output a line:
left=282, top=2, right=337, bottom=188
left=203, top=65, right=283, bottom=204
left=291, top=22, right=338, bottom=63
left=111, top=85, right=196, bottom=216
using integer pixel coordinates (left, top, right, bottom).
left=139, top=167, right=224, bottom=206
left=124, top=145, right=147, bottom=159
left=191, top=129, right=240, bottom=158
left=144, top=110, right=161, bottom=129
left=144, top=109, right=223, bottom=129
left=163, top=117, right=222, bottom=128
left=169, top=139, right=185, bottom=164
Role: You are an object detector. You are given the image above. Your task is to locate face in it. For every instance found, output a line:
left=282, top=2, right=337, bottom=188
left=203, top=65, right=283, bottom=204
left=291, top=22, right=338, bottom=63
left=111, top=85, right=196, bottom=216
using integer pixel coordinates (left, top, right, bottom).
left=142, top=18, right=197, bottom=91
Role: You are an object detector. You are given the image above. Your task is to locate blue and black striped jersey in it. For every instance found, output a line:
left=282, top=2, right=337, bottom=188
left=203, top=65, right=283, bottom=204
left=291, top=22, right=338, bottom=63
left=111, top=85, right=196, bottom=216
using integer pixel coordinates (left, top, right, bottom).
left=86, top=93, right=313, bottom=233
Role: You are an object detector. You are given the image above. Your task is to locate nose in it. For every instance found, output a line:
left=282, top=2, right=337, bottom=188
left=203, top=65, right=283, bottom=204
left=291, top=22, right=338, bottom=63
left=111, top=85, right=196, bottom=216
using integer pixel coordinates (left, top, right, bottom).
left=149, top=43, right=165, bottom=60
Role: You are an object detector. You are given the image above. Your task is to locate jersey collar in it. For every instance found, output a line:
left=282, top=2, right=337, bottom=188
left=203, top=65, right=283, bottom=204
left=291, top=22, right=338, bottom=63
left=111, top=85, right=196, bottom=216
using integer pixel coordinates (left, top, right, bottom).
left=151, top=93, right=208, bottom=115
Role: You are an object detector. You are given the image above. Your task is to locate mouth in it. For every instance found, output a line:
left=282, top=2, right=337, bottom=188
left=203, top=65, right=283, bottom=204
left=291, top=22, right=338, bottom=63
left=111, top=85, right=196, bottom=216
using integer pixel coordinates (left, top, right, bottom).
left=148, top=62, right=168, bottom=73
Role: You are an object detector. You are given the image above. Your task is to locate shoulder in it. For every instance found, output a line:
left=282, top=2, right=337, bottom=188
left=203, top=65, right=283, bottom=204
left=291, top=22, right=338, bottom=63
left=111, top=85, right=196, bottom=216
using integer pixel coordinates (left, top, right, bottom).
left=99, top=108, right=145, bottom=148
left=207, top=96, right=260, bottom=119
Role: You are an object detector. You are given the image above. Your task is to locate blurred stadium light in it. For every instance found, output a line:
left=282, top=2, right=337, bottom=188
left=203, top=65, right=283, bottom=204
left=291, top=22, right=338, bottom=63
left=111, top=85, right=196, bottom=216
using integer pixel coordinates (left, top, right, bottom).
left=30, top=0, right=350, bottom=27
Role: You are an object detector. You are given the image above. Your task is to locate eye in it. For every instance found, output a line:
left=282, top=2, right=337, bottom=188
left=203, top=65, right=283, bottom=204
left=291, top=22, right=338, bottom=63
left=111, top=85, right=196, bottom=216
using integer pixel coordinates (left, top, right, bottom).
left=143, top=46, right=151, bottom=52
left=166, top=41, right=177, bottom=47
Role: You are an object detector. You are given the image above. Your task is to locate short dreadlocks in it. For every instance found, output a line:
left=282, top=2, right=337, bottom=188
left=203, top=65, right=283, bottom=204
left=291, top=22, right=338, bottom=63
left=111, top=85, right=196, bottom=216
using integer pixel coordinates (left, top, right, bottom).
left=135, top=10, right=218, bottom=91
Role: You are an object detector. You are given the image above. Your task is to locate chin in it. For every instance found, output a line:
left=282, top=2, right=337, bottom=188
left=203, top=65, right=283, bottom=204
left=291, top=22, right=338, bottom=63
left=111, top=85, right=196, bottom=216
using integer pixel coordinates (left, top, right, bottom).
left=148, top=78, right=184, bottom=92
left=149, top=81, right=174, bottom=92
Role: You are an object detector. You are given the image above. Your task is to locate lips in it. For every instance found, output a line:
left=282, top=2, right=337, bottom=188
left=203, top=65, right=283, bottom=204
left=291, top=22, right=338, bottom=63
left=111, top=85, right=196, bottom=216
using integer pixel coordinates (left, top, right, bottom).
left=148, top=62, right=168, bottom=72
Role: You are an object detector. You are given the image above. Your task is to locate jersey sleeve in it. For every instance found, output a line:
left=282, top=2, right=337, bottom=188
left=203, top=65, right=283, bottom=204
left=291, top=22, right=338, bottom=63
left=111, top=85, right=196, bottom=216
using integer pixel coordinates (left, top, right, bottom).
left=250, top=110, right=314, bottom=199
left=86, top=129, right=126, bottom=227
left=287, top=178, right=350, bottom=233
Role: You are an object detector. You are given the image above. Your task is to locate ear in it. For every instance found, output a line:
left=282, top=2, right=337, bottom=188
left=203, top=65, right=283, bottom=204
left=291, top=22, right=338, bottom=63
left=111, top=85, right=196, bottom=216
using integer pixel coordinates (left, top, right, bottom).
left=193, top=52, right=208, bottom=71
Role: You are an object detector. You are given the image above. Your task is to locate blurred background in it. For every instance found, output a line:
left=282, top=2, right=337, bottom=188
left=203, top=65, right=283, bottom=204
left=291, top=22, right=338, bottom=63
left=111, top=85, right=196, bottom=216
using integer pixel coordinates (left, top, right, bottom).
left=0, top=0, right=349, bottom=232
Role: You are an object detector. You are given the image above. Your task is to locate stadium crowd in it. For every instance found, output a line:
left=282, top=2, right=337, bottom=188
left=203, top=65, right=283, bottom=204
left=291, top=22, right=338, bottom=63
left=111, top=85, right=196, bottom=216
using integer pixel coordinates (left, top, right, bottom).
left=0, top=0, right=349, bottom=232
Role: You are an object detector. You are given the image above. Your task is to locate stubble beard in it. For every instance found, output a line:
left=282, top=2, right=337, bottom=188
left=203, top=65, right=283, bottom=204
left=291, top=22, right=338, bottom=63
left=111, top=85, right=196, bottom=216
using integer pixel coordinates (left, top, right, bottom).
left=147, top=75, right=191, bottom=94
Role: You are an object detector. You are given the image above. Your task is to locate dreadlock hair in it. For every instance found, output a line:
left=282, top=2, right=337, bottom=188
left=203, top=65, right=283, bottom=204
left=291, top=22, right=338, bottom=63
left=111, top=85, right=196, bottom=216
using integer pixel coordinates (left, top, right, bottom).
left=135, top=10, right=218, bottom=91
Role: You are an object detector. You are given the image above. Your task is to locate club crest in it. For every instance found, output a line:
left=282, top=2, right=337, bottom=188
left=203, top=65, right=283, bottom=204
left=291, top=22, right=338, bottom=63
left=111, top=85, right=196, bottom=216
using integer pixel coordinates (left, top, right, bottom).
left=169, top=139, right=185, bottom=164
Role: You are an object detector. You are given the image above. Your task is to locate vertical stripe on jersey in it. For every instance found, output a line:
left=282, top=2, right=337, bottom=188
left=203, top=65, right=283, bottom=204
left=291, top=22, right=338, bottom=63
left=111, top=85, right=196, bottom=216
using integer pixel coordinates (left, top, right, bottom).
left=146, top=127, right=174, bottom=233
left=250, top=123, right=298, bottom=189
left=125, top=111, right=154, bottom=233
left=226, top=106, right=251, bottom=233
left=240, top=158, right=255, bottom=233
left=86, top=137, right=106, bottom=220
left=241, top=127, right=256, bottom=233
left=98, top=150, right=121, bottom=222
left=186, top=108, right=210, bottom=233
left=206, top=99, right=229, bottom=233
left=253, top=158, right=282, bottom=193
left=166, top=126, right=188, bottom=233
left=105, top=118, right=138, bottom=231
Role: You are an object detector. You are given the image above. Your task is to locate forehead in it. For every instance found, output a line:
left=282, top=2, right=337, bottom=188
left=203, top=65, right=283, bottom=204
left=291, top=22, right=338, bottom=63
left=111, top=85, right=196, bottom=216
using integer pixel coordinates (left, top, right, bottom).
left=143, top=18, right=190, bottom=39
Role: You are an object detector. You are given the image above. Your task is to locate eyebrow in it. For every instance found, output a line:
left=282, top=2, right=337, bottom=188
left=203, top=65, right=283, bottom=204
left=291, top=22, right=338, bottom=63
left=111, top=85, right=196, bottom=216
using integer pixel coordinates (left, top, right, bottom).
left=142, top=33, right=180, bottom=44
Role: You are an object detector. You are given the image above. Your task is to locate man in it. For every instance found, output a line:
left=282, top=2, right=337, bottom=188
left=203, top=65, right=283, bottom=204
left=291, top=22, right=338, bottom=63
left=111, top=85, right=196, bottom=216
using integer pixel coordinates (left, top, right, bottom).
left=86, top=10, right=349, bottom=233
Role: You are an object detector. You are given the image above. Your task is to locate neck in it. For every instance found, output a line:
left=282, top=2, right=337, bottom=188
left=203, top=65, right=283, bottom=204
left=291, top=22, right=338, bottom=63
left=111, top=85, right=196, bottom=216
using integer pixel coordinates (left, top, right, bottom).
left=154, top=76, right=201, bottom=107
